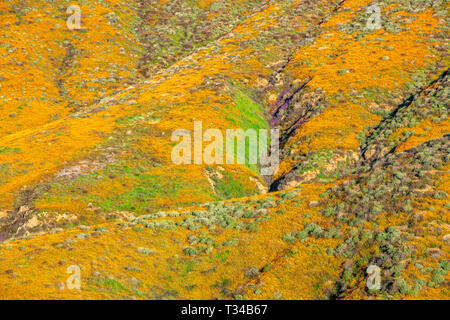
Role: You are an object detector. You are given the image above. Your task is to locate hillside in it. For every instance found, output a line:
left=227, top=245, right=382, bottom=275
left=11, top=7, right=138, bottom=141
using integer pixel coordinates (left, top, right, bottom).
left=0, top=0, right=448, bottom=300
